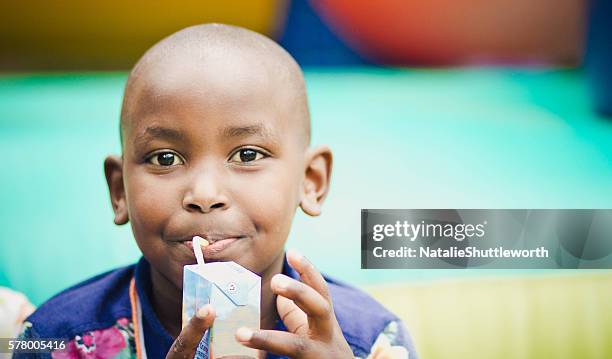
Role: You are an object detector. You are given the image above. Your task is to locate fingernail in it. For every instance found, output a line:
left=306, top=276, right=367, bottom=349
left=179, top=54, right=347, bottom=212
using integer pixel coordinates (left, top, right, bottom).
left=197, top=305, right=209, bottom=319
left=272, top=274, right=291, bottom=290
left=287, top=249, right=303, bottom=262
left=235, top=327, right=253, bottom=342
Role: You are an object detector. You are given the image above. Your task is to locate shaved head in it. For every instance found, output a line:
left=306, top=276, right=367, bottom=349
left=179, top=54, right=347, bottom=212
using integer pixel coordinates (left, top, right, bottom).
left=119, top=23, right=310, bottom=150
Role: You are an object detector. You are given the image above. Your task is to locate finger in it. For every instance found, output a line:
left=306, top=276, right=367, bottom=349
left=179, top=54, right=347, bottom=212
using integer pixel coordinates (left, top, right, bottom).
left=276, top=294, right=309, bottom=335
left=166, top=304, right=215, bottom=359
left=271, top=274, right=330, bottom=320
left=235, top=328, right=310, bottom=358
left=286, top=249, right=331, bottom=301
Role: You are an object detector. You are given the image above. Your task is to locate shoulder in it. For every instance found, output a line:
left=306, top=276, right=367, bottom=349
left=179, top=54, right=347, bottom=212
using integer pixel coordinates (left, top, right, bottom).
left=24, top=263, right=135, bottom=339
left=323, top=274, right=408, bottom=357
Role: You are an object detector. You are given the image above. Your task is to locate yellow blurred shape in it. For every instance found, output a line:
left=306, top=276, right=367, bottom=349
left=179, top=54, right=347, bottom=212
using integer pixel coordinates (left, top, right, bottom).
left=367, top=272, right=612, bottom=359
left=0, top=0, right=285, bottom=70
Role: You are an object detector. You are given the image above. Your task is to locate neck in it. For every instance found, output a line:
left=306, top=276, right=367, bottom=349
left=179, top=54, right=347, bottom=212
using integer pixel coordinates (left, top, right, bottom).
left=148, top=252, right=286, bottom=339
left=150, top=267, right=183, bottom=338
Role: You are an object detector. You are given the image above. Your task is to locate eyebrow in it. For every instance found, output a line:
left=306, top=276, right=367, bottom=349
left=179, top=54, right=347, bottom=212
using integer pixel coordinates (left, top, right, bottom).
left=133, top=123, right=279, bottom=149
left=220, top=123, right=279, bottom=145
left=134, top=126, right=185, bottom=148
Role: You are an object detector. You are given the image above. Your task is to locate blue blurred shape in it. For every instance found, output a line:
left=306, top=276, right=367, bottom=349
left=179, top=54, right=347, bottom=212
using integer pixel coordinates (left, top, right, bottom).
left=278, top=0, right=370, bottom=66
left=586, top=0, right=612, bottom=116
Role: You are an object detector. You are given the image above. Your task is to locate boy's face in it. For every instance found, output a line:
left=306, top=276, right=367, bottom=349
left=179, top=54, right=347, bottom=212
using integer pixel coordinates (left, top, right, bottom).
left=106, top=54, right=329, bottom=290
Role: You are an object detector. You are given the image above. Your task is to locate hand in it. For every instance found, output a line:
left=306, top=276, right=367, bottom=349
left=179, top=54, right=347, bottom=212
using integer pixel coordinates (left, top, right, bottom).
left=166, top=304, right=215, bottom=359
left=234, top=250, right=354, bottom=359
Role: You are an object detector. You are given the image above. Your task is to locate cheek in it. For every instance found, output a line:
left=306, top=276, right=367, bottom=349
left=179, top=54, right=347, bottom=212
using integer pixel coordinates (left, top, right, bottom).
left=233, top=164, right=301, bottom=239
left=125, top=168, right=179, bottom=238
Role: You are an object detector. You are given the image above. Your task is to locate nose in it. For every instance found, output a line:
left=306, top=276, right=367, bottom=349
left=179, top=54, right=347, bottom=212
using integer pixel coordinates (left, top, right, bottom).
left=182, top=165, right=229, bottom=213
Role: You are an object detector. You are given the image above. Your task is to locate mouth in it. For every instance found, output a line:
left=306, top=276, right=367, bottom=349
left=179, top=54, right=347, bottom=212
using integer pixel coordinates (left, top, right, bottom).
left=175, top=234, right=247, bottom=259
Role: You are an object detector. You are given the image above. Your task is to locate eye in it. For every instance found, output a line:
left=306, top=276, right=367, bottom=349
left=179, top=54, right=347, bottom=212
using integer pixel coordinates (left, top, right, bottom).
left=147, top=151, right=184, bottom=167
left=229, top=148, right=267, bottom=163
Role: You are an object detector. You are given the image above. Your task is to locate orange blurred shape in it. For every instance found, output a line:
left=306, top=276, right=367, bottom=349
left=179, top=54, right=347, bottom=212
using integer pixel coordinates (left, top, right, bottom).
left=0, top=0, right=286, bottom=70
left=312, top=0, right=585, bottom=66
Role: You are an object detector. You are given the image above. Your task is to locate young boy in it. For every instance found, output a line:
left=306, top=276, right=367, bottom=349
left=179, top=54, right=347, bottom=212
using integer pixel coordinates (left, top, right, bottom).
left=16, top=24, right=417, bottom=359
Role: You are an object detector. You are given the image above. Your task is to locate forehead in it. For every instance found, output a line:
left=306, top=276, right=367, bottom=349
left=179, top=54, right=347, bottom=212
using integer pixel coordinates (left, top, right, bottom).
left=124, top=53, right=296, bottom=143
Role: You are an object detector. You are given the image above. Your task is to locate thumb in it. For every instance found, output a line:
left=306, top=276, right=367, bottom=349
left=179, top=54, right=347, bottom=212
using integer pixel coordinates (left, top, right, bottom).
left=276, top=295, right=309, bottom=335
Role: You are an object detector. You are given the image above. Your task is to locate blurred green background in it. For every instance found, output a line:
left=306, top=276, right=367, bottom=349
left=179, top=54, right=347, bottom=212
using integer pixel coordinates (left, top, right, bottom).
left=3, top=0, right=612, bottom=357
left=2, top=67, right=612, bottom=306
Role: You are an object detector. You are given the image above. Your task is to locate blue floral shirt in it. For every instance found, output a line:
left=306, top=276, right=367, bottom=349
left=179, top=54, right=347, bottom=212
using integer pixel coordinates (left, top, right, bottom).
left=15, top=256, right=418, bottom=359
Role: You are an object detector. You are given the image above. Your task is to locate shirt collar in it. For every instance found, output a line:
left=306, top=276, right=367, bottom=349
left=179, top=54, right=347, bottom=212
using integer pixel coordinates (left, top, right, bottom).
left=134, top=256, right=174, bottom=359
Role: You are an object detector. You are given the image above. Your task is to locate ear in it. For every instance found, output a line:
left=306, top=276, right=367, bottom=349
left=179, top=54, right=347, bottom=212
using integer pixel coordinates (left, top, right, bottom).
left=299, top=145, right=333, bottom=217
left=104, top=155, right=129, bottom=225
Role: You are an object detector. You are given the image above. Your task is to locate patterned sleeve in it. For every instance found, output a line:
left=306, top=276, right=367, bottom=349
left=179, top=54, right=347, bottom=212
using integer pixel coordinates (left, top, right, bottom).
left=13, top=318, right=136, bottom=359
left=357, top=320, right=417, bottom=359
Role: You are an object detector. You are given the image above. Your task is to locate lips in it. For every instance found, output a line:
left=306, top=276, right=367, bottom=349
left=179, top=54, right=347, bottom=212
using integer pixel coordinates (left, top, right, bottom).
left=184, top=236, right=241, bottom=257
left=170, top=232, right=246, bottom=260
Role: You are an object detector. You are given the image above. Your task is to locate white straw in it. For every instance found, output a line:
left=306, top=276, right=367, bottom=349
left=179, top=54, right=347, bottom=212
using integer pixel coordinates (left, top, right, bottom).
left=193, top=236, right=205, bottom=265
